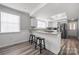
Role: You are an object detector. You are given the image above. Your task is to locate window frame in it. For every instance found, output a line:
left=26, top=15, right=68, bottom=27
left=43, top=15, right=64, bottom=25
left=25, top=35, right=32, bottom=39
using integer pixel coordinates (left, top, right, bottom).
left=0, top=12, right=20, bottom=33
left=69, top=22, right=76, bottom=30
left=37, top=19, right=48, bottom=29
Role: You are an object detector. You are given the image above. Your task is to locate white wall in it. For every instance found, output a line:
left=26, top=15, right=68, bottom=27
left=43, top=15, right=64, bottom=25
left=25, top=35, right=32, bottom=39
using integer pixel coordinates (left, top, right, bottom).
left=78, top=19, right=79, bottom=39
left=0, top=5, right=31, bottom=48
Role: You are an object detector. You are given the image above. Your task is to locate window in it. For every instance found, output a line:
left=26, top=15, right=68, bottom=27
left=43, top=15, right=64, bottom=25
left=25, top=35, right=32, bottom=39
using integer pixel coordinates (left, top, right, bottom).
left=1, top=12, right=20, bottom=33
left=37, top=20, right=48, bottom=28
left=69, top=22, right=76, bottom=30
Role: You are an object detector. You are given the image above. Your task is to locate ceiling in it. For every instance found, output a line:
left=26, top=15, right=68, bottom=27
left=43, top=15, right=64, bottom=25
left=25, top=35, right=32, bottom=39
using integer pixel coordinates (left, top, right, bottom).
left=0, top=3, right=44, bottom=14
left=33, top=3, right=79, bottom=19
left=1, top=3, right=79, bottom=20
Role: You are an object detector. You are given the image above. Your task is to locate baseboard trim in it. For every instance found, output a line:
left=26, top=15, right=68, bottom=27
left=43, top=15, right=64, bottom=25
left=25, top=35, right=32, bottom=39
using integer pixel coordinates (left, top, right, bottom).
left=0, top=41, right=29, bottom=49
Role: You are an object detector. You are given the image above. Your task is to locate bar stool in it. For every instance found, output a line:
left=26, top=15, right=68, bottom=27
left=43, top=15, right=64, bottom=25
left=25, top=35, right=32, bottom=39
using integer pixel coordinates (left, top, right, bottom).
left=29, top=34, right=35, bottom=44
left=35, top=37, right=46, bottom=54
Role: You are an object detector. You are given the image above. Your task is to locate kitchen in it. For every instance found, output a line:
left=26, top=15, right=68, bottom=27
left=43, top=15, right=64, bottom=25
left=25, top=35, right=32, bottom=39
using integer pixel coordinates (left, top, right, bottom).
left=30, top=12, right=67, bottom=54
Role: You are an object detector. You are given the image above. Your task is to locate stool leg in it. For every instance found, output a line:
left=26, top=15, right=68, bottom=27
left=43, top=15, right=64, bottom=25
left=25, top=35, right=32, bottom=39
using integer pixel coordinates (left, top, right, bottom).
left=31, top=36, right=33, bottom=44
left=43, top=39, right=46, bottom=49
left=33, top=36, right=35, bottom=44
left=31, top=40, right=32, bottom=44
left=35, top=39, right=37, bottom=49
left=39, top=40, right=42, bottom=54
left=29, top=38, right=30, bottom=43
left=30, top=36, right=32, bottom=44
left=29, top=36, right=31, bottom=43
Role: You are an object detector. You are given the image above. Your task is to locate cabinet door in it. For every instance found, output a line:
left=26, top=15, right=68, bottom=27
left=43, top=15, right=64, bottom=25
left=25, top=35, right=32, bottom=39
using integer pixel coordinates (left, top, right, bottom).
left=52, top=22, right=58, bottom=28
left=31, top=18, right=37, bottom=27
left=48, top=21, right=58, bottom=28
left=48, top=22, right=53, bottom=27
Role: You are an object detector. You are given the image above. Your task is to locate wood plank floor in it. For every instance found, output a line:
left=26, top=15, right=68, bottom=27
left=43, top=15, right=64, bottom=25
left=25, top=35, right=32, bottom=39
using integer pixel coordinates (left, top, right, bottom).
left=0, top=42, right=54, bottom=55
left=59, top=38, right=79, bottom=55
left=1, top=38, right=78, bottom=55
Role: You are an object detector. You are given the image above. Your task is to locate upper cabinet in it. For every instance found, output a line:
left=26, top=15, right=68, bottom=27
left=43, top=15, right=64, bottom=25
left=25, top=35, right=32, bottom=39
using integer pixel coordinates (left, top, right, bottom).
left=31, top=18, right=37, bottom=28
left=48, top=21, right=58, bottom=28
left=31, top=18, right=48, bottom=29
left=31, top=16, right=67, bottom=29
left=48, top=21, right=53, bottom=27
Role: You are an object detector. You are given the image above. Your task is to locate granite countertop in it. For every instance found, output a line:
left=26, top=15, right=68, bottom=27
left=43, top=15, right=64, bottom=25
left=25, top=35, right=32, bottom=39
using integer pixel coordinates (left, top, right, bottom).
left=33, top=31, right=60, bottom=35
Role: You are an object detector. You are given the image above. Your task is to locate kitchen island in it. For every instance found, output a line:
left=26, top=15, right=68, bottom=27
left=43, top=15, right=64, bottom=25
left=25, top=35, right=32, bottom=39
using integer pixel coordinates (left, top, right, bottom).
left=32, top=31, right=61, bottom=54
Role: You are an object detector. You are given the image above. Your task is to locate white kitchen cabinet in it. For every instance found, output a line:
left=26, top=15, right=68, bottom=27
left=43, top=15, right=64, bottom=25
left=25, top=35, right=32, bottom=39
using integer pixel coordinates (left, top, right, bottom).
left=48, top=21, right=53, bottom=27
left=48, top=21, right=58, bottom=28
left=31, top=18, right=37, bottom=27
